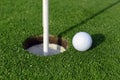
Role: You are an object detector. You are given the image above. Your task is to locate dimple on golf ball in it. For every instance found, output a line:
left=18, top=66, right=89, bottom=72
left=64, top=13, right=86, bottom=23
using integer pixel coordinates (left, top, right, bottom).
left=72, top=32, right=92, bottom=51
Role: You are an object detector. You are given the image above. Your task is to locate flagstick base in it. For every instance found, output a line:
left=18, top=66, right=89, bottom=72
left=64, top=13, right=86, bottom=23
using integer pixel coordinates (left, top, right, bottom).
left=27, top=43, right=66, bottom=56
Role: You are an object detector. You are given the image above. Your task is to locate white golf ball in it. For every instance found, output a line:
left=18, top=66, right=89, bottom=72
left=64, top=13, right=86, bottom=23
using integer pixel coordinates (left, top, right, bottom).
left=72, top=32, right=92, bottom=51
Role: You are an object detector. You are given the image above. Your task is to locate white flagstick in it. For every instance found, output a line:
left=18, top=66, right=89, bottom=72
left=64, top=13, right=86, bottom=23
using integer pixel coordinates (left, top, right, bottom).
left=43, top=0, right=49, bottom=55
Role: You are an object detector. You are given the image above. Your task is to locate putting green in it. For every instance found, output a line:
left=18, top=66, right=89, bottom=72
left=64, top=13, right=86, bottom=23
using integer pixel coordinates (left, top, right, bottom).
left=0, top=0, right=120, bottom=80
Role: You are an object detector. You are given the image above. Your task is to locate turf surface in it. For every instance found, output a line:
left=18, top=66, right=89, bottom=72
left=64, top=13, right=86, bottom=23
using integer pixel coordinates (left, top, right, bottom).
left=0, top=0, right=120, bottom=79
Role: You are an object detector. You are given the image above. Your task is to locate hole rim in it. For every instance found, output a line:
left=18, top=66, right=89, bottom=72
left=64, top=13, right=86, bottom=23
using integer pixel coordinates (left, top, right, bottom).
left=23, top=35, right=68, bottom=56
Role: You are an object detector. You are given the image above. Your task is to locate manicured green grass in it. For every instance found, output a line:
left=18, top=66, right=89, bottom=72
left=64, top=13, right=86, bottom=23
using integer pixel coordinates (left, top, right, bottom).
left=0, top=0, right=120, bottom=79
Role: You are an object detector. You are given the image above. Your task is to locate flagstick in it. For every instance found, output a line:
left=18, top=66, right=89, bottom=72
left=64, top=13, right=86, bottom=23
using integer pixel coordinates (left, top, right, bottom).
left=43, top=0, right=49, bottom=55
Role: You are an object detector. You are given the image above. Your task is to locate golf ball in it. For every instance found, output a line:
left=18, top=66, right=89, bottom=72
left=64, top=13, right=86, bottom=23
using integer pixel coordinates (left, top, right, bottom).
left=72, top=32, right=92, bottom=51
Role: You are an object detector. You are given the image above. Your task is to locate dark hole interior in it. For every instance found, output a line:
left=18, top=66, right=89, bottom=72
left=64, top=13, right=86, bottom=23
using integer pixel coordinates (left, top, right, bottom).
left=23, top=35, right=68, bottom=49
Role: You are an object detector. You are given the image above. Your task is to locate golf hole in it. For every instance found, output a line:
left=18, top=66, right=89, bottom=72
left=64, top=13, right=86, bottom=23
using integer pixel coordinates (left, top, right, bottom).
left=23, top=35, right=68, bottom=56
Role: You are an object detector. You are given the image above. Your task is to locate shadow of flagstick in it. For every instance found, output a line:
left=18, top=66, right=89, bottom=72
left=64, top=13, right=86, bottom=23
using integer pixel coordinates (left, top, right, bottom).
left=58, top=0, right=120, bottom=37
left=57, top=0, right=120, bottom=50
